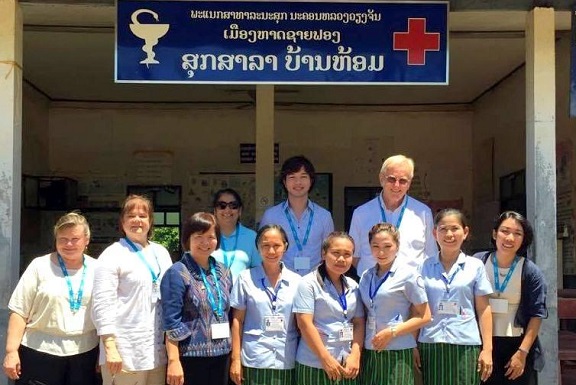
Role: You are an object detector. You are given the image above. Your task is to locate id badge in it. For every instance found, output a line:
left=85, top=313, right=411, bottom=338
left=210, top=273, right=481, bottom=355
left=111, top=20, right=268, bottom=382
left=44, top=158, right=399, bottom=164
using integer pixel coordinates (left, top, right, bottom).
left=367, top=316, right=376, bottom=330
left=264, top=315, right=285, bottom=332
left=489, top=298, right=509, bottom=314
left=63, top=309, right=85, bottom=333
left=151, top=283, right=161, bottom=303
left=294, top=256, right=311, bottom=270
left=437, top=300, right=460, bottom=315
left=211, top=322, right=231, bottom=340
left=339, top=325, right=354, bottom=342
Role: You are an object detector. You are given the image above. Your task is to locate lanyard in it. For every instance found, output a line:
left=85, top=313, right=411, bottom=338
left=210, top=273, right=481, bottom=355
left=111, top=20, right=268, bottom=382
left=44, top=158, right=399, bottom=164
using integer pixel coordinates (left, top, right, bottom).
left=493, top=254, right=520, bottom=295
left=125, top=238, right=161, bottom=285
left=261, top=278, right=281, bottom=311
left=369, top=269, right=392, bottom=308
left=330, top=278, right=348, bottom=319
left=56, top=253, right=86, bottom=312
left=199, top=259, right=225, bottom=320
left=378, top=195, right=409, bottom=228
left=284, top=202, right=314, bottom=252
left=440, top=265, right=460, bottom=294
left=220, top=225, right=239, bottom=269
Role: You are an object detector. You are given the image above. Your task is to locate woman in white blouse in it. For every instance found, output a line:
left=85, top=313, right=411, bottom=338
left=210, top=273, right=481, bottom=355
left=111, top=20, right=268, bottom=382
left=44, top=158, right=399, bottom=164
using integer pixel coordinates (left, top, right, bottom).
left=3, top=212, right=99, bottom=385
left=92, top=195, right=173, bottom=385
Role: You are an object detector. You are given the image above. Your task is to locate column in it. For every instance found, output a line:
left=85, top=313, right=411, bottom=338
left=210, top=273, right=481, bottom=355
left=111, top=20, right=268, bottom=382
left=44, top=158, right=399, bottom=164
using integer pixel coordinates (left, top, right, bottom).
left=525, top=7, right=557, bottom=384
left=255, top=85, right=275, bottom=223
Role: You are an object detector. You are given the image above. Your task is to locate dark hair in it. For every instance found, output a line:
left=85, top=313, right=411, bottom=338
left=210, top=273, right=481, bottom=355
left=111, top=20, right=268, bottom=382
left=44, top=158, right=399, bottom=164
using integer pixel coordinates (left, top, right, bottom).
left=255, top=224, right=289, bottom=250
left=181, top=212, right=221, bottom=251
left=280, top=155, right=316, bottom=193
left=212, top=188, right=243, bottom=208
left=119, top=194, right=154, bottom=239
left=316, top=231, right=355, bottom=288
left=491, top=211, right=534, bottom=256
left=368, top=223, right=400, bottom=246
left=434, top=208, right=469, bottom=229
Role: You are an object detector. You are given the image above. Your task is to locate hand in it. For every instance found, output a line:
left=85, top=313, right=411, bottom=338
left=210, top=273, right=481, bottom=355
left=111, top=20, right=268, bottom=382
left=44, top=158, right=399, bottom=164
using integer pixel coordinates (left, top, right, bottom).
left=104, top=344, right=123, bottom=375
left=342, top=353, right=360, bottom=379
left=166, top=359, right=184, bottom=385
left=505, top=350, right=527, bottom=380
left=3, top=351, right=21, bottom=380
left=413, top=347, right=422, bottom=373
left=371, top=328, right=393, bottom=351
left=320, top=355, right=345, bottom=381
left=230, top=358, right=243, bottom=385
left=477, top=348, right=493, bottom=382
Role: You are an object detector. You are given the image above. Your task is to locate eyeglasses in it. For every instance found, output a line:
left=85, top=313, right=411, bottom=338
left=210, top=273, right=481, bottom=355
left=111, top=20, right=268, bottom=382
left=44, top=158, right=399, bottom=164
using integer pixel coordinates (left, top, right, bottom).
left=384, top=176, right=411, bottom=186
left=216, top=201, right=240, bottom=210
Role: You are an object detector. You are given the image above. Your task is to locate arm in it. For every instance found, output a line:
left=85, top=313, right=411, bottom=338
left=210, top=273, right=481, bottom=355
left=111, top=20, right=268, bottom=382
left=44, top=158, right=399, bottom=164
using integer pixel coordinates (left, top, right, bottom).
left=505, top=317, right=541, bottom=380
left=230, top=308, right=246, bottom=385
left=161, top=266, right=192, bottom=341
left=295, top=313, right=345, bottom=381
left=3, top=312, right=26, bottom=380
left=372, top=302, right=431, bottom=351
left=166, top=337, right=184, bottom=385
left=423, top=208, right=437, bottom=258
left=343, top=316, right=364, bottom=379
left=475, top=295, right=493, bottom=382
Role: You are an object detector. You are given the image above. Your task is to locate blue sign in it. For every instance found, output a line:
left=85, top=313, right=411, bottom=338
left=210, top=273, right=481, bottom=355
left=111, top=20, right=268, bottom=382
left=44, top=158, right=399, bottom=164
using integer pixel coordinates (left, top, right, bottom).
left=116, top=1, right=448, bottom=84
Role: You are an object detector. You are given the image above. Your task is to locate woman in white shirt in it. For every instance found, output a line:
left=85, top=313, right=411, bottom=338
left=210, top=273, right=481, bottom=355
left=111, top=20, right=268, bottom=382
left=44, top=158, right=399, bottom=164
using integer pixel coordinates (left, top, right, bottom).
left=92, top=195, right=173, bottom=385
left=3, top=212, right=99, bottom=385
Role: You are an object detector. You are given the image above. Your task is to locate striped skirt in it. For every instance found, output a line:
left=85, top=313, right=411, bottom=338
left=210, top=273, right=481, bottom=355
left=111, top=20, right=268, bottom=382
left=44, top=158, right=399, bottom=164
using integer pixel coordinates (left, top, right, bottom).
left=419, top=343, right=481, bottom=385
left=243, top=366, right=296, bottom=385
left=296, top=362, right=358, bottom=385
left=360, top=348, right=414, bottom=385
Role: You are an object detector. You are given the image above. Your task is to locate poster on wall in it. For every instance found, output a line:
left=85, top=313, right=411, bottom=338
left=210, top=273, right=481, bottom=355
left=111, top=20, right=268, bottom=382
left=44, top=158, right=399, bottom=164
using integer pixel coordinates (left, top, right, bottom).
left=116, top=0, right=449, bottom=84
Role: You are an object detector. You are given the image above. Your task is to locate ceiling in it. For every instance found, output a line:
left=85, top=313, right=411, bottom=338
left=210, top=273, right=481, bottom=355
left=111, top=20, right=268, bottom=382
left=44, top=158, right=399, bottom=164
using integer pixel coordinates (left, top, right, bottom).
left=19, top=3, right=572, bottom=105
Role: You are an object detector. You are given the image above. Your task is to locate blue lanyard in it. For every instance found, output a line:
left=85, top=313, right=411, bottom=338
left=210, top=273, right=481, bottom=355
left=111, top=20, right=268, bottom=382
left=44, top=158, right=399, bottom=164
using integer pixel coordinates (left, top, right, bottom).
left=493, top=254, right=520, bottom=295
left=284, top=202, right=314, bottom=252
left=125, top=238, right=161, bottom=285
left=261, top=278, right=281, bottom=311
left=440, top=265, right=460, bottom=294
left=378, top=195, right=409, bottom=228
left=220, top=224, right=239, bottom=269
left=331, top=279, right=348, bottom=319
left=369, top=270, right=392, bottom=308
left=56, top=253, right=86, bottom=312
left=199, top=259, right=224, bottom=320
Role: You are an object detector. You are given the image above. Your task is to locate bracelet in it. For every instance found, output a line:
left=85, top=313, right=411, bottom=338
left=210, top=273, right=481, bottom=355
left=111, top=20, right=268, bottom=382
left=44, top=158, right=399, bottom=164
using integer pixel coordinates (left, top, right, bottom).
left=103, top=336, right=115, bottom=343
left=391, top=326, right=398, bottom=338
left=518, top=347, right=529, bottom=355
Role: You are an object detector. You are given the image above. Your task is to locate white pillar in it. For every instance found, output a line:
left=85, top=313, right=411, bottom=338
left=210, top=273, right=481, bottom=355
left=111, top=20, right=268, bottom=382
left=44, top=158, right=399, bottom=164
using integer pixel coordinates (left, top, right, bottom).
left=525, top=7, right=557, bottom=385
left=255, top=85, right=275, bottom=223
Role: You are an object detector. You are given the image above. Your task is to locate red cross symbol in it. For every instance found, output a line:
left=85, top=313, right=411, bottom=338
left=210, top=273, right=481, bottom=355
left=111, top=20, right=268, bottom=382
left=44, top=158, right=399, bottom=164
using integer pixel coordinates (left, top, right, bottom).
left=393, top=18, right=441, bottom=66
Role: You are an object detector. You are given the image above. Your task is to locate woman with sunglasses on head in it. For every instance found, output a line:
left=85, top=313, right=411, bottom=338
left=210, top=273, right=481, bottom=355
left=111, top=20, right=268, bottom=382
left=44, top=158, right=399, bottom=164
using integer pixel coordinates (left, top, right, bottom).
left=212, top=189, right=261, bottom=282
left=161, top=212, right=233, bottom=385
left=229, top=224, right=301, bottom=385
left=418, top=209, right=493, bottom=385
left=475, top=211, right=547, bottom=385
left=293, top=232, right=364, bottom=385
left=3, top=212, right=98, bottom=385
left=358, top=223, right=431, bottom=385
left=92, top=195, right=173, bottom=385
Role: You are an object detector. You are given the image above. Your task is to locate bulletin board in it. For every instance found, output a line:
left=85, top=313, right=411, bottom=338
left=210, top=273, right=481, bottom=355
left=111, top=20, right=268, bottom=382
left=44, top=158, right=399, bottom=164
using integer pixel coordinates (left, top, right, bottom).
left=186, top=173, right=332, bottom=229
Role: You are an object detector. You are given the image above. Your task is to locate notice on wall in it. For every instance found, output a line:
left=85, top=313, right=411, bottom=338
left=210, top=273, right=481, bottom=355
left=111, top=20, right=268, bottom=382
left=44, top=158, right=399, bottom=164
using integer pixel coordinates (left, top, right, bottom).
left=132, top=151, right=174, bottom=184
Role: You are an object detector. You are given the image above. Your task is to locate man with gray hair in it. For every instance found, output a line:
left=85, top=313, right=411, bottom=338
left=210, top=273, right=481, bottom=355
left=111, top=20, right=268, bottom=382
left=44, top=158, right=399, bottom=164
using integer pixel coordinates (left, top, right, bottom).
left=350, top=155, right=436, bottom=276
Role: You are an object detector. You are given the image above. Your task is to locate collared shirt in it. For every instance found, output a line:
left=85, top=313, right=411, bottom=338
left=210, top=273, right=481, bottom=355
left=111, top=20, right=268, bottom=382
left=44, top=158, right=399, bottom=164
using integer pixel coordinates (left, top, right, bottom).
left=212, top=223, right=261, bottom=282
left=358, top=259, right=427, bottom=350
left=160, top=254, right=232, bottom=357
left=259, top=200, right=334, bottom=275
left=92, top=239, right=173, bottom=371
left=350, top=194, right=436, bottom=276
left=9, top=254, right=98, bottom=356
left=418, top=252, right=493, bottom=345
left=230, top=263, right=301, bottom=369
left=292, top=271, right=364, bottom=369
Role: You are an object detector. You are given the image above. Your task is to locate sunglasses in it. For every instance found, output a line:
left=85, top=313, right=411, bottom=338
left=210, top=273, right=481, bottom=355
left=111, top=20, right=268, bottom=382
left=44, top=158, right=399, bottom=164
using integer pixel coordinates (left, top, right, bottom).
left=216, top=201, right=240, bottom=210
left=384, top=176, right=410, bottom=186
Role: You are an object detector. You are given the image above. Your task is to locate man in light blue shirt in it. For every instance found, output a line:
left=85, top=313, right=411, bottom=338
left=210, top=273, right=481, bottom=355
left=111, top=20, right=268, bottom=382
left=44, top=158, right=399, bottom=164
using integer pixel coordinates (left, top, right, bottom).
left=260, top=156, right=334, bottom=275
